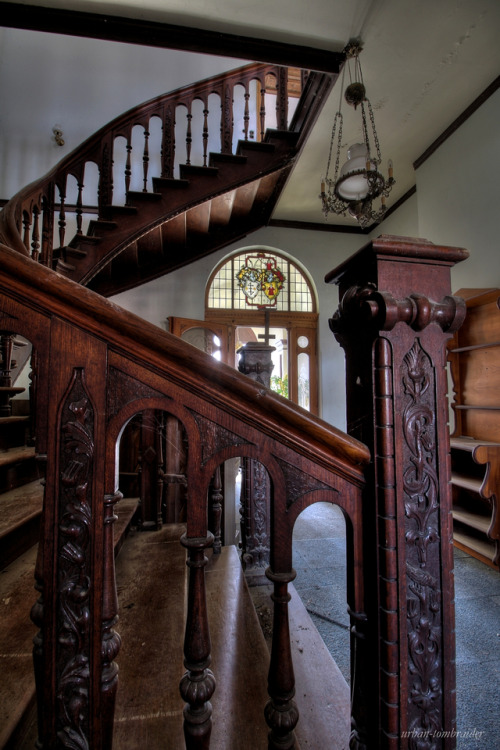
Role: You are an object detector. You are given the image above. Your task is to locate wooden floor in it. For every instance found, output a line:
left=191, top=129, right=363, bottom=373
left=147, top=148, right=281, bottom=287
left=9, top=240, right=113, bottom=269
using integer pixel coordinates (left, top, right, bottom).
left=2, top=517, right=350, bottom=749
left=113, top=525, right=350, bottom=749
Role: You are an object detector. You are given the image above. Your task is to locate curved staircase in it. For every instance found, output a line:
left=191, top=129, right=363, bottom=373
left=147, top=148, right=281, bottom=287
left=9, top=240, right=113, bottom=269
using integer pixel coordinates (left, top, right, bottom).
left=0, top=63, right=334, bottom=297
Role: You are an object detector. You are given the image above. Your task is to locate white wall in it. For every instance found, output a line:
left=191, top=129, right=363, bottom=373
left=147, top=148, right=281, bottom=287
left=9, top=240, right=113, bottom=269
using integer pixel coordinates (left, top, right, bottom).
left=415, top=88, right=500, bottom=292
left=0, top=28, right=242, bottom=199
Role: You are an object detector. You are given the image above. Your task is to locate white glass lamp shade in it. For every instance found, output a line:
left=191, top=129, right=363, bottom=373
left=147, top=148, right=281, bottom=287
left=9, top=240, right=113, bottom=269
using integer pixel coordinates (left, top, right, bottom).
left=336, top=143, right=375, bottom=201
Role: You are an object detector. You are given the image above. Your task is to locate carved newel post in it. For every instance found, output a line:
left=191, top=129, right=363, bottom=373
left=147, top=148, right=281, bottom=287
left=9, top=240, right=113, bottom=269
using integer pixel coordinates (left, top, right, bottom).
left=326, top=236, right=468, bottom=749
left=238, top=340, right=274, bottom=584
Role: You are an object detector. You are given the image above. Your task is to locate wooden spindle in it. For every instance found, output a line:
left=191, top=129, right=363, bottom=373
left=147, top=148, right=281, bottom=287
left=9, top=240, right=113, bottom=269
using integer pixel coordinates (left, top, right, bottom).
left=220, top=84, right=233, bottom=154
left=31, top=206, right=40, bottom=261
left=156, top=411, right=165, bottom=529
left=162, top=103, right=175, bottom=179
left=180, top=532, right=216, bottom=750
left=125, top=136, right=132, bottom=200
left=259, top=81, right=266, bottom=142
left=22, top=211, right=31, bottom=252
left=142, top=126, right=150, bottom=192
left=210, top=465, right=223, bottom=554
left=276, top=67, right=289, bottom=131
left=57, top=184, right=66, bottom=248
left=202, top=104, right=209, bottom=167
left=265, top=567, right=299, bottom=750
left=243, top=86, right=250, bottom=141
left=40, top=195, right=53, bottom=267
left=186, top=107, right=193, bottom=166
left=76, top=180, right=83, bottom=235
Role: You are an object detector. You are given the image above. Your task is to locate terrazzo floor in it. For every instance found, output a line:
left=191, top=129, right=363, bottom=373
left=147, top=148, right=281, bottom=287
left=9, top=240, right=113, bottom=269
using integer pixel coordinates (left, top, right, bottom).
left=287, top=502, right=500, bottom=749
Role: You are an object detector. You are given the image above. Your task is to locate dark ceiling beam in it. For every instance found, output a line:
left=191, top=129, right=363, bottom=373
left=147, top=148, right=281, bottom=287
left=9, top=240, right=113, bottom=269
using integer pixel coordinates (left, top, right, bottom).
left=0, top=2, right=344, bottom=73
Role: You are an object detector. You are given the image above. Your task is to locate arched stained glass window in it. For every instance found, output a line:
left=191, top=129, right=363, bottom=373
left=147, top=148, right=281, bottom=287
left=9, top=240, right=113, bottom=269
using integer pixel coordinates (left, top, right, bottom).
left=207, top=250, right=315, bottom=312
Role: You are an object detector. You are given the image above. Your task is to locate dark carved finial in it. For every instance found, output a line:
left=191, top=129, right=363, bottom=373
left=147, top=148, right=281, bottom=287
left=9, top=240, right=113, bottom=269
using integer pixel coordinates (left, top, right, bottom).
left=331, top=285, right=466, bottom=339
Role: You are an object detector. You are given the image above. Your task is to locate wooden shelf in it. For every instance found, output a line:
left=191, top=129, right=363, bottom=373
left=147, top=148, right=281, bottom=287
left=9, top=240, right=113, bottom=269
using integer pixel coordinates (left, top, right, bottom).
left=448, top=288, right=500, bottom=571
left=452, top=507, right=490, bottom=534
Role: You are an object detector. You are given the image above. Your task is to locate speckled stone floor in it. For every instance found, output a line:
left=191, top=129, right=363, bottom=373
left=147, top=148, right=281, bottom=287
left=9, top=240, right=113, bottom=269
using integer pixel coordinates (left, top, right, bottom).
left=287, top=502, right=500, bottom=750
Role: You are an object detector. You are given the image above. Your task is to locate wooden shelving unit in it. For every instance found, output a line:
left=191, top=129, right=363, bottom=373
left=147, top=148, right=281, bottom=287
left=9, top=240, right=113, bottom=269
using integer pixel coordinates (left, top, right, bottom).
left=448, top=289, right=500, bottom=570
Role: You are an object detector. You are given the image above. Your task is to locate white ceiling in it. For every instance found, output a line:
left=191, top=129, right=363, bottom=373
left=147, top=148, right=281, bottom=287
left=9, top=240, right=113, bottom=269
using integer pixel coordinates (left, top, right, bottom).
left=3, top=0, right=500, bottom=228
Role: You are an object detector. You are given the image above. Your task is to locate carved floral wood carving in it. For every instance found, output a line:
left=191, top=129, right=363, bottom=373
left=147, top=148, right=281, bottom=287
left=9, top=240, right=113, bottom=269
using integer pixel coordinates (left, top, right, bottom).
left=401, top=340, right=443, bottom=745
left=56, top=368, right=94, bottom=750
left=241, top=458, right=270, bottom=568
left=106, top=366, right=169, bottom=421
left=275, top=456, right=337, bottom=509
left=190, top=410, right=250, bottom=466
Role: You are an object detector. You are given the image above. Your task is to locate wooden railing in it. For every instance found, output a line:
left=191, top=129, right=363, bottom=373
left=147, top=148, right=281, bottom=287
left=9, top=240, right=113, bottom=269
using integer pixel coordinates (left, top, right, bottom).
left=0, top=63, right=316, bottom=272
left=0, top=242, right=369, bottom=749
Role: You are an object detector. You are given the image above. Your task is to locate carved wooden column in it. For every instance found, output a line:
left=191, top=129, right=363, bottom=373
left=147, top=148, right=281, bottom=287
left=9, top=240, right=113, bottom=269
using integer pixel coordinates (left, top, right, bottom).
left=180, top=532, right=216, bottom=750
left=264, top=568, right=299, bottom=750
left=138, top=409, right=162, bottom=530
left=238, top=341, right=274, bottom=583
left=326, top=236, right=468, bottom=749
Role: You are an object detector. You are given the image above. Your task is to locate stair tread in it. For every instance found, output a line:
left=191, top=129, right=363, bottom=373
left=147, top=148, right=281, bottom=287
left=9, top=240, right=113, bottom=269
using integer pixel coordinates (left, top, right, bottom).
left=0, top=445, right=36, bottom=468
left=0, top=497, right=138, bottom=748
left=0, top=480, right=44, bottom=538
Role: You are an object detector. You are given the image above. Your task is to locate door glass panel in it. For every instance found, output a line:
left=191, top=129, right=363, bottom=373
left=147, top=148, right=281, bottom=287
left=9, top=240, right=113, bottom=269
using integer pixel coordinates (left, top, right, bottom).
left=181, top=327, right=222, bottom=360
left=297, top=351, right=310, bottom=411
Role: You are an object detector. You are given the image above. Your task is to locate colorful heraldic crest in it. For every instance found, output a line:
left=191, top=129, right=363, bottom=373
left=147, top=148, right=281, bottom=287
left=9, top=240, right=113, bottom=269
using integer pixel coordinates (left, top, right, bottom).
left=236, top=253, right=285, bottom=307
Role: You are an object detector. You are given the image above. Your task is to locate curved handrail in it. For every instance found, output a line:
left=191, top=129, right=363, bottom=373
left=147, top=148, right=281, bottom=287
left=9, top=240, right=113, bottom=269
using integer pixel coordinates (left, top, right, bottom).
left=0, top=63, right=311, bottom=271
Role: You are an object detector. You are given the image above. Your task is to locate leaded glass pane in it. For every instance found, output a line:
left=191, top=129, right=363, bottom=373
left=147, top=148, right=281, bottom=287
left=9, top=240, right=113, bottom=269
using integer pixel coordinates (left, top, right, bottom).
left=207, top=251, right=313, bottom=312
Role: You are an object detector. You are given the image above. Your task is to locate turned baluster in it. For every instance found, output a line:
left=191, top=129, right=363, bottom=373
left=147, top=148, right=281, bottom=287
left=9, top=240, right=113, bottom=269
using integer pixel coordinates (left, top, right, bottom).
left=40, top=194, right=53, bottom=267
left=31, top=205, right=40, bottom=262
left=125, top=135, right=132, bottom=199
left=180, top=532, right=216, bottom=750
left=259, top=79, right=266, bottom=142
left=75, top=180, right=84, bottom=236
left=162, top=103, right=175, bottom=178
left=142, top=125, right=150, bottom=192
left=101, top=491, right=123, bottom=749
left=220, top=83, right=233, bottom=154
left=265, top=568, right=299, bottom=750
left=57, top=183, right=66, bottom=248
left=22, top=210, right=31, bottom=253
left=202, top=102, right=209, bottom=167
left=276, top=68, right=289, bottom=131
left=185, top=104, right=193, bottom=166
left=243, top=85, right=250, bottom=141
left=98, top=136, right=114, bottom=211
left=210, top=465, right=223, bottom=555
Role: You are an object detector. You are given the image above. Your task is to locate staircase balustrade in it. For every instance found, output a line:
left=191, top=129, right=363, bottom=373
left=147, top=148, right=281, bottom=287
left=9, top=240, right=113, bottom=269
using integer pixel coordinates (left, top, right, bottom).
left=0, top=63, right=306, bottom=274
left=0, top=242, right=369, bottom=749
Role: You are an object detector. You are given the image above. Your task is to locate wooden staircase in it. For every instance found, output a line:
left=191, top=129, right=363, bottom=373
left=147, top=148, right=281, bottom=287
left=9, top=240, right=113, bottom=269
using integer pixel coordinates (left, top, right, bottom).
left=67, top=134, right=299, bottom=296
left=0, top=64, right=334, bottom=299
